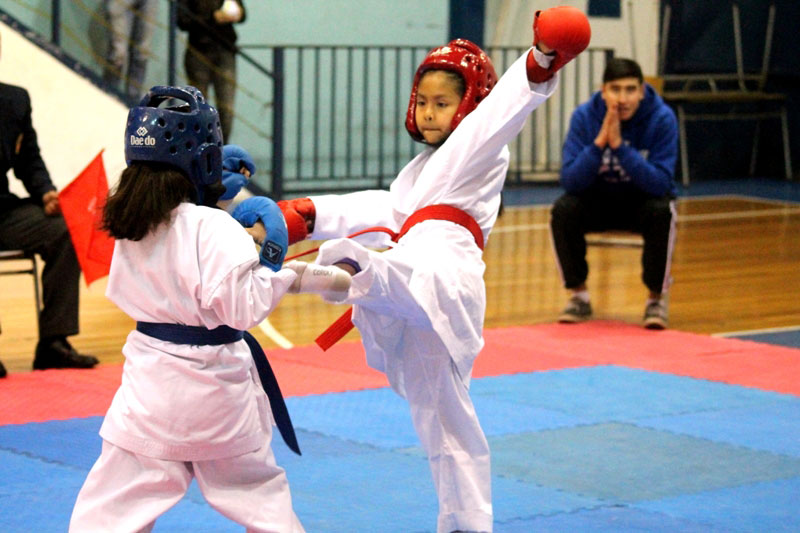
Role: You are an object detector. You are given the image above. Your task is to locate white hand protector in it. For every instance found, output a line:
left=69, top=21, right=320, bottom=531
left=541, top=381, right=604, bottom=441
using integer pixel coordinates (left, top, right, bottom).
left=283, top=261, right=352, bottom=297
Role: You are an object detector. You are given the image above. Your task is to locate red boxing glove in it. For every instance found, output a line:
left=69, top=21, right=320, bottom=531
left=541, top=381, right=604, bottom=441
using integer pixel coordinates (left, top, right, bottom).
left=526, top=6, right=591, bottom=83
left=277, top=197, right=316, bottom=244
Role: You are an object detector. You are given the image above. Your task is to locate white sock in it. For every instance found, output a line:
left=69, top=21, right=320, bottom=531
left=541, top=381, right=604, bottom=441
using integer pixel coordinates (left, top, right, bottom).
left=572, top=290, right=590, bottom=303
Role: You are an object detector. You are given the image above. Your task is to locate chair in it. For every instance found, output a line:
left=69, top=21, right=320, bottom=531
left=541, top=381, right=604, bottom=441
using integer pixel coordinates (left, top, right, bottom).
left=644, top=75, right=664, bottom=96
left=586, top=231, right=644, bottom=249
left=0, top=250, right=42, bottom=332
left=659, top=2, right=792, bottom=186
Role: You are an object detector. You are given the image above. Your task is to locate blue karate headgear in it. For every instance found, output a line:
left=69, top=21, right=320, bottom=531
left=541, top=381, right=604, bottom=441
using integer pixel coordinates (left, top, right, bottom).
left=125, top=86, right=224, bottom=204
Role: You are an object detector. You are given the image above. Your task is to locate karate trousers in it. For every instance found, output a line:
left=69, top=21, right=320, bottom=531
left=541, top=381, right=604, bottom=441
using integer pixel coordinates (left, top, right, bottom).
left=394, top=327, right=493, bottom=533
left=69, top=439, right=304, bottom=532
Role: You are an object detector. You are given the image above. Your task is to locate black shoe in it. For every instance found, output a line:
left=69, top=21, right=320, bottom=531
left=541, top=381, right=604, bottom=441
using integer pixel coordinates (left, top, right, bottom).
left=0, top=359, right=6, bottom=378
left=33, top=337, right=99, bottom=370
left=643, top=299, right=668, bottom=330
left=558, top=296, right=593, bottom=323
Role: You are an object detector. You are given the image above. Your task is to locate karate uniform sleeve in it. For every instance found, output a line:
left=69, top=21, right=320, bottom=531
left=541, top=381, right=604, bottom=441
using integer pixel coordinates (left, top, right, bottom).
left=614, top=110, right=679, bottom=196
left=309, top=189, right=397, bottom=243
left=197, top=211, right=297, bottom=330
left=205, top=263, right=296, bottom=331
left=559, top=107, right=603, bottom=193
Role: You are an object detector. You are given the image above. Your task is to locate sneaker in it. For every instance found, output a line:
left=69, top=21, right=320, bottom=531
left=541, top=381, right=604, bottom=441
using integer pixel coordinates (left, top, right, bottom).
left=33, top=337, right=99, bottom=370
left=643, top=300, right=668, bottom=330
left=558, top=296, right=593, bottom=323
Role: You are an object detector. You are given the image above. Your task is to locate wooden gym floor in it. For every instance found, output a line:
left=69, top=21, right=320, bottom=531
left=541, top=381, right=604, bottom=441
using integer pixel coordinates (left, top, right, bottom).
left=1, top=194, right=799, bottom=374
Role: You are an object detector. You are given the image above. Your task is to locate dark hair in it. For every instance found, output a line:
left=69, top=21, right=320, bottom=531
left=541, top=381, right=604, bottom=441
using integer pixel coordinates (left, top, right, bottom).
left=102, top=162, right=196, bottom=241
left=421, top=69, right=466, bottom=99
left=603, top=58, right=643, bottom=84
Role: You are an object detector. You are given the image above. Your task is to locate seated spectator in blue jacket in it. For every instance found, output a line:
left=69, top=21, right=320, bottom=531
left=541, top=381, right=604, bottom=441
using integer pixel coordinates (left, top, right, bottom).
left=550, top=57, right=678, bottom=329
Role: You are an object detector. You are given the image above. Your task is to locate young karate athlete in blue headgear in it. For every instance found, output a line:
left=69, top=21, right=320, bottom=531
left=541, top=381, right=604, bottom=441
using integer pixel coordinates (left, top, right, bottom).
left=272, top=7, right=591, bottom=533
left=68, top=86, right=348, bottom=532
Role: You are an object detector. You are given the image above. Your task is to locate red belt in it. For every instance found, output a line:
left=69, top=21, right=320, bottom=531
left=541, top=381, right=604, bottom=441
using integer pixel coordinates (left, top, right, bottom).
left=315, top=204, right=484, bottom=351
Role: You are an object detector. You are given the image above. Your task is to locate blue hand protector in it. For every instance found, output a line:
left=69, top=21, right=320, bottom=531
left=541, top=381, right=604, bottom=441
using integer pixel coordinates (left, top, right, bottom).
left=221, top=171, right=248, bottom=200
left=221, top=144, right=257, bottom=200
left=232, top=197, right=288, bottom=271
left=223, top=144, right=257, bottom=175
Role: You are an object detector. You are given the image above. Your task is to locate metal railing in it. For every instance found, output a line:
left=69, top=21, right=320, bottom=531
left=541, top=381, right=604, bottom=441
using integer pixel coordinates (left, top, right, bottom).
left=2, top=0, right=612, bottom=199
left=247, top=44, right=612, bottom=198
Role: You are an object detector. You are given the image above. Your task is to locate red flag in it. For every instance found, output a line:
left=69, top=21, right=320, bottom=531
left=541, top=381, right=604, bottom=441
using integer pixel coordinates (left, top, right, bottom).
left=59, top=150, right=115, bottom=286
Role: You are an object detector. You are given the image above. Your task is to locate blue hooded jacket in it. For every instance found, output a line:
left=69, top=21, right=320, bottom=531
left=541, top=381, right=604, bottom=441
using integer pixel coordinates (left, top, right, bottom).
left=560, top=84, right=678, bottom=197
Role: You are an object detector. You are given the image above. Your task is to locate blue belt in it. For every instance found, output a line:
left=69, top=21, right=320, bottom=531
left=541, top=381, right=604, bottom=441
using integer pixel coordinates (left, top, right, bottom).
left=136, top=322, right=300, bottom=455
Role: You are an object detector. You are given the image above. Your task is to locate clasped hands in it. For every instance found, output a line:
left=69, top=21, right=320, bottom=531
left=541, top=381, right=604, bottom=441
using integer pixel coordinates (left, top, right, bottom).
left=595, top=101, right=623, bottom=150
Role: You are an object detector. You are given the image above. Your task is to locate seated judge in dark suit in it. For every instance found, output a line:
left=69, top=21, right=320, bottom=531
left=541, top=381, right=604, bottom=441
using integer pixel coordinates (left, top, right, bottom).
left=0, top=31, right=98, bottom=377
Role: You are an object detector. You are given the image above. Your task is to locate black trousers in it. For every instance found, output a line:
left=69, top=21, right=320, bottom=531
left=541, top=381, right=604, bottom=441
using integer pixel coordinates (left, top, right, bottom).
left=549, top=191, right=677, bottom=295
left=0, top=199, right=81, bottom=339
left=184, top=45, right=237, bottom=140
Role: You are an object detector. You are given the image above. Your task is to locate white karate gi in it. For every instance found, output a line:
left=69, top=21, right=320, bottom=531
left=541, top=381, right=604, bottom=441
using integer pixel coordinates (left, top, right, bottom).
left=69, top=203, right=304, bottom=533
left=309, top=50, right=557, bottom=533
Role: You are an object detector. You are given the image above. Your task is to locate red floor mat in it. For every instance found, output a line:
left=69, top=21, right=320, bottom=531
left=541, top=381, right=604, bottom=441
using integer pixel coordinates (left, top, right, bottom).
left=474, top=321, right=800, bottom=396
left=0, top=364, right=123, bottom=425
left=2, top=321, right=797, bottom=425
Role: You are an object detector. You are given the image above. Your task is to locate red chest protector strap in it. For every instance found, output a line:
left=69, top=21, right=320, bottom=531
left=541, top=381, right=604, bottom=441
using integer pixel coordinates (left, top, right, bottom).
left=315, top=204, right=484, bottom=351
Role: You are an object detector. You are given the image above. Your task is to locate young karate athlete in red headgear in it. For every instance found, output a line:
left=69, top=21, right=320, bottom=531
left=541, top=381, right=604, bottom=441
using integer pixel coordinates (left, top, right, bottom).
left=274, top=7, right=591, bottom=533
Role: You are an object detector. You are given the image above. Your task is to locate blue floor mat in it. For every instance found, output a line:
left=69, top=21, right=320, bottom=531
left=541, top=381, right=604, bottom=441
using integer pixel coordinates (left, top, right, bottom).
left=729, top=328, right=800, bottom=349
left=635, top=477, right=800, bottom=533
left=3, top=366, right=800, bottom=532
left=0, top=417, right=103, bottom=470
left=285, top=388, right=418, bottom=449
left=489, top=422, right=800, bottom=501
left=638, top=401, right=800, bottom=457
left=470, top=365, right=789, bottom=422
left=498, top=505, right=732, bottom=533
left=0, top=449, right=92, bottom=532
left=675, top=178, right=800, bottom=203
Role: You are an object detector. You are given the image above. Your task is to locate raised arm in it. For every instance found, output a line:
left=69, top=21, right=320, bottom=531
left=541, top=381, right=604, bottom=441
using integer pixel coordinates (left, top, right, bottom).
left=407, top=7, right=591, bottom=204
left=274, top=190, right=398, bottom=245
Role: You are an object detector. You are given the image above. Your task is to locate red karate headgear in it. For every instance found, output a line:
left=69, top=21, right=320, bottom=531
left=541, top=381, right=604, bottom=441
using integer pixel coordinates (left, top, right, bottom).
left=405, top=39, right=498, bottom=143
